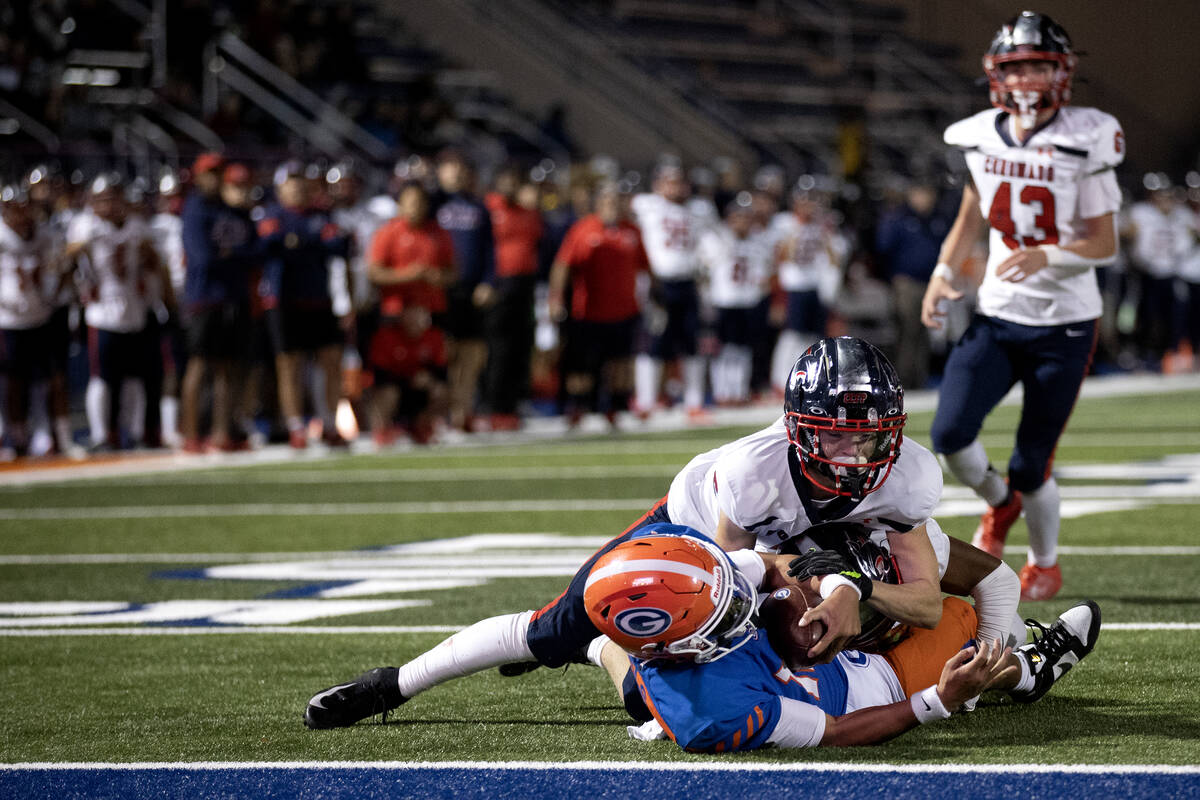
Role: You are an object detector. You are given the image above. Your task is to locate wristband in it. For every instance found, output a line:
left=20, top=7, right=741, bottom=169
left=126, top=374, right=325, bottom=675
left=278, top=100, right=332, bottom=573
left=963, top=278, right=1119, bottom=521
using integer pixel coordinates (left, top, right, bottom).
left=931, top=263, right=956, bottom=282
left=910, top=685, right=951, bottom=724
left=1039, top=244, right=1105, bottom=270
left=818, top=573, right=861, bottom=600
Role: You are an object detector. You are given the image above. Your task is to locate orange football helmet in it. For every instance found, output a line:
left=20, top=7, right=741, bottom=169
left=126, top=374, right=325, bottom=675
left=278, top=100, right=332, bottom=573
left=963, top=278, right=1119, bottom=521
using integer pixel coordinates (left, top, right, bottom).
left=583, top=533, right=757, bottom=663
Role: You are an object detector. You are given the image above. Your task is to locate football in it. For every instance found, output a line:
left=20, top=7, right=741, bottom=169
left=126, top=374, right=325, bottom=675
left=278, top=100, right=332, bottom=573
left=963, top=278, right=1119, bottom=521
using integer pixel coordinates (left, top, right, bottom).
left=758, top=577, right=827, bottom=670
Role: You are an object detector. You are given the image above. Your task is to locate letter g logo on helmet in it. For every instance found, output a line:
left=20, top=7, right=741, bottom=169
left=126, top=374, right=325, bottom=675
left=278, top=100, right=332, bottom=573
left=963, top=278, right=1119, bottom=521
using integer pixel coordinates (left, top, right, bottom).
left=613, top=608, right=673, bottom=637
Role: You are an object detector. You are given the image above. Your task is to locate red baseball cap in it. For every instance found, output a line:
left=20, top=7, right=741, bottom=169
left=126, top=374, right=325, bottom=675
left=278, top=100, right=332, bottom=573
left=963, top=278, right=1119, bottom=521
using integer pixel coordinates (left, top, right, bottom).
left=223, top=163, right=252, bottom=185
left=192, top=152, right=226, bottom=175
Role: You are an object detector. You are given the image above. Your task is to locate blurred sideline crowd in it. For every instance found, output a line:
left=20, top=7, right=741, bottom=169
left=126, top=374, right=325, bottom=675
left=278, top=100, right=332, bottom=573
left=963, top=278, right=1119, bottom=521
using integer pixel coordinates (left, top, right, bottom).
left=2, top=152, right=1200, bottom=460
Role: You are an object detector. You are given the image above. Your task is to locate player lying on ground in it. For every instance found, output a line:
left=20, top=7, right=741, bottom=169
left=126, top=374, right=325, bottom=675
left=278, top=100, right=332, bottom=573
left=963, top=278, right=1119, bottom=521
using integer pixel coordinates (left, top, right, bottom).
left=302, top=525, right=1100, bottom=741
left=585, top=531, right=1099, bottom=751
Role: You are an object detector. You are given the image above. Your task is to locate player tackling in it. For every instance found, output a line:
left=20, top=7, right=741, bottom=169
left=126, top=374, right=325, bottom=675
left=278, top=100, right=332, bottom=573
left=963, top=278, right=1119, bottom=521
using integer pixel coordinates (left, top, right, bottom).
left=921, top=11, right=1125, bottom=601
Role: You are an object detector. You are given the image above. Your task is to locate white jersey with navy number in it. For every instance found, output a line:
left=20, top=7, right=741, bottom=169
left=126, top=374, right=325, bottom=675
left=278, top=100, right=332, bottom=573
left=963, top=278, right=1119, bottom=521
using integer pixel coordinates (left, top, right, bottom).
left=69, top=211, right=150, bottom=333
left=945, top=106, right=1125, bottom=326
left=1126, top=201, right=1195, bottom=279
left=769, top=212, right=838, bottom=293
left=0, top=220, right=59, bottom=330
left=698, top=225, right=773, bottom=309
left=666, top=417, right=943, bottom=552
left=631, top=193, right=702, bottom=281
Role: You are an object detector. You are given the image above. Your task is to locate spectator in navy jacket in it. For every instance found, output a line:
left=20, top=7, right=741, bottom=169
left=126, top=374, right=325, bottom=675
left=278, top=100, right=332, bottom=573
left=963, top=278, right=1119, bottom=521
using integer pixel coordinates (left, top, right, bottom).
left=876, top=180, right=952, bottom=389
left=178, top=153, right=259, bottom=452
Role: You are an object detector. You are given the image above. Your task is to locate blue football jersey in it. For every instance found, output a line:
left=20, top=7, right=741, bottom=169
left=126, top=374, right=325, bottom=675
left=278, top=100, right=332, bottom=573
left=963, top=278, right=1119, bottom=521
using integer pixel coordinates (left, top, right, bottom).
left=631, top=630, right=849, bottom=753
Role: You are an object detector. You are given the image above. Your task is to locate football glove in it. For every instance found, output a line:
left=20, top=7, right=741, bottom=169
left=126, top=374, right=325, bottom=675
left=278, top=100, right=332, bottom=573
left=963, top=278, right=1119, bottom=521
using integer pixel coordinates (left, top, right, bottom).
left=787, top=548, right=873, bottom=600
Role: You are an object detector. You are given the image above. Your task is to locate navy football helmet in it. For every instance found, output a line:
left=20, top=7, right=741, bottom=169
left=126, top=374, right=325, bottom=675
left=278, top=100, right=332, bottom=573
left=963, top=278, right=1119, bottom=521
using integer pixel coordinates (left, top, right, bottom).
left=983, top=11, right=1076, bottom=124
left=783, top=337, right=906, bottom=500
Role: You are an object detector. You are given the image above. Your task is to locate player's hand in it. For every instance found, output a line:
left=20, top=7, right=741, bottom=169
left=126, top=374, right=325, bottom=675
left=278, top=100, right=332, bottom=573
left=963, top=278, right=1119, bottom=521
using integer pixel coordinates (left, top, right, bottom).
left=920, top=273, right=964, bottom=329
left=936, top=638, right=1016, bottom=711
left=787, top=549, right=853, bottom=581
left=472, top=283, right=495, bottom=308
left=800, top=584, right=861, bottom=663
left=995, top=247, right=1049, bottom=283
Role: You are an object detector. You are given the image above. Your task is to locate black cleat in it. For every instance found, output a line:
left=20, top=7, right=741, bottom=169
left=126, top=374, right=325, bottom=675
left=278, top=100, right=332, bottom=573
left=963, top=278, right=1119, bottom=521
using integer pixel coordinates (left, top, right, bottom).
left=1012, top=600, right=1102, bottom=704
left=303, top=667, right=406, bottom=729
left=498, top=661, right=542, bottom=678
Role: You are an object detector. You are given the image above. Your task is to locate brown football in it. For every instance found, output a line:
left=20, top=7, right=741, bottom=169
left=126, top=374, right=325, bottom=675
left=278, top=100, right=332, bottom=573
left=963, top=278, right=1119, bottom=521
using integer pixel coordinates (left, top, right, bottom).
left=758, top=578, right=826, bottom=669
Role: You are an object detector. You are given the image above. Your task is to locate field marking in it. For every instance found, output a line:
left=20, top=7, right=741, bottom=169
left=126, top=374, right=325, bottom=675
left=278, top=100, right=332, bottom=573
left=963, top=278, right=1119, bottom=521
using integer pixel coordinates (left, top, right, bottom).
left=0, top=499, right=661, bottom=520
left=1, top=543, right=1197, bottom=565
left=2, top=760, right=1198, bottom=774
left=0, top=622, right=1194, bottom=637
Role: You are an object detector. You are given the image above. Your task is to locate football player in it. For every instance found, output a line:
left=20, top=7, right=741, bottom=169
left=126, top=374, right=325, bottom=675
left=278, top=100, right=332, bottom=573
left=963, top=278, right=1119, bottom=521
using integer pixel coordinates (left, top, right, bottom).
left=589, top=530, right=1101, bottom=751
left=696, top=193, right=773, bottom=406
left=66, top=174, right=163, bottom=450
left=0, top=184, right=64, bottom=457
left=303, top=526, right=1101, bottom=742
left=920, top=12, right=1125, bottom=601
left=303, top=338, right=1025, bottom=728
left=630, top=162, right=708, bottom=420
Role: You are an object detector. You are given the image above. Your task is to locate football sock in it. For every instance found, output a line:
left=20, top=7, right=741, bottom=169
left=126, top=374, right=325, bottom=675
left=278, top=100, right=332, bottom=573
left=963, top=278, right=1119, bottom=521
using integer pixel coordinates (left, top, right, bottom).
left=395, top=610, right=534, bottom=699
left=85, top=378, right=110, bottom=445
left=634, top=355, right=661, bottom=412
left=1012, top=653, right=1035, bottom=694
left=683, top=356, right=706, bottom=410
left=585, top=635, right=608, bottom=668
left=1023, top=478, right=1061, bottom=567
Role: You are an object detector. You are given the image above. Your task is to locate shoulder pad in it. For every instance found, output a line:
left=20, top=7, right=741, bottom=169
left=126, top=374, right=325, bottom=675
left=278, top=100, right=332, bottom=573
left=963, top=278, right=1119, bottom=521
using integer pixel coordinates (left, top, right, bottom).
left=944, top=109, right=1001, bottom=149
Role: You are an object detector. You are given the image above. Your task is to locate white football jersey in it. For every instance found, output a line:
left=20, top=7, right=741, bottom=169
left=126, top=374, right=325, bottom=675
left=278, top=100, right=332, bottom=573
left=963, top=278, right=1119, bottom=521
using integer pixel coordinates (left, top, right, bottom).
left=69, top=211, right=150, bottom=333
left=631, top=192, right=702, bottom=281
left=149, top=212, right=185, bottom=296
left=334, top=200, right=389, bottom=308
left=945, top=106, right=1125, bottom=326
left=698, top=225, right=773, bottom=309
left=0, top=220, right=59, bottom=329
left=1126, top=201, right=1194, bottom=278
left=769, top=212, right=838, bottom=293
left=666, top=416, right=942, bottom=551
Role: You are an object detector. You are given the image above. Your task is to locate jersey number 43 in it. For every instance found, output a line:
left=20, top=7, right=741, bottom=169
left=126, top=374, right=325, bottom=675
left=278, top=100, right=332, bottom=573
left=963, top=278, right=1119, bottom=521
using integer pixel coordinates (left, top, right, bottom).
left=988, top=181, right=1059, bottom=250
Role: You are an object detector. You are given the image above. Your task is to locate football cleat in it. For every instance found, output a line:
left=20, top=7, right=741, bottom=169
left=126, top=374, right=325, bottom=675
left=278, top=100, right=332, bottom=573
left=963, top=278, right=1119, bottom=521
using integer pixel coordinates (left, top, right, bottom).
left=1019, top=561, right=1063, bottom=602
left=303, top=667, right=406, bottom=729
left=972, top=490, right=1022, bottom=558
left=1011, top=600, right=1101, bottom=704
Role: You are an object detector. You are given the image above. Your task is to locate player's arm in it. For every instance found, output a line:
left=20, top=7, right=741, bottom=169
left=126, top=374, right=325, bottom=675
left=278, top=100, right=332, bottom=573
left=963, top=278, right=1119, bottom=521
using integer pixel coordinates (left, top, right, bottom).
left=866, top=526, right=943, bottom=629
left=547, top=258, right=571, bottom=322
left=995, top=212, right=1118, bottom=283
left=921, top=182, right=984, bottom=329
left=771, top=639, right=1013, bottom=748
left=714, top=512, right=757, bottom=552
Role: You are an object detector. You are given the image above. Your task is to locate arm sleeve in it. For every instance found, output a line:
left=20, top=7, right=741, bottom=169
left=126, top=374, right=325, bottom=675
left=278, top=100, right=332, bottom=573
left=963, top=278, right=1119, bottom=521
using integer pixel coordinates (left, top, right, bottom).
left=727, top=550, right=766, bottom=590
left=765, top=698, right=827, bottom=748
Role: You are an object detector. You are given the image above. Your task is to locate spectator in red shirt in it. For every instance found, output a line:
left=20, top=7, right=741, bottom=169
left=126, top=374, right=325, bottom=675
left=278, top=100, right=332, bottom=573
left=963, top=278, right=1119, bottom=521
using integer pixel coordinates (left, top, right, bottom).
left=483, top=166, right=543, bottom=430
left=366, top=305, right=447, bottom=446
left=367, top=183, right=456, bottom=320
left=548, top=182, right=650, bottom=428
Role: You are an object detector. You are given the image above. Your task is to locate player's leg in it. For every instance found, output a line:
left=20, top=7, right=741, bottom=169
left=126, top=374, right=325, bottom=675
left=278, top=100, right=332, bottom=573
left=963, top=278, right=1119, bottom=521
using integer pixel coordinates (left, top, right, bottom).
left=85, top=327, right=113, bottom=449
left=931, top=316, right=1020, bottom=556
left=1008, top=321, right=1097, bottom=601
left=304, top=523, right=667, bottom=729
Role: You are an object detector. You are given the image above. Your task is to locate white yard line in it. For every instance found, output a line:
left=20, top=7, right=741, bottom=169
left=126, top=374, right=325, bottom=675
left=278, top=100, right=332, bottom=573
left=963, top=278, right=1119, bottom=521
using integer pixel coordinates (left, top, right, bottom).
left=0, top=622, right=1194, bottom=637
left=0, top=543, right=1196, bottom=565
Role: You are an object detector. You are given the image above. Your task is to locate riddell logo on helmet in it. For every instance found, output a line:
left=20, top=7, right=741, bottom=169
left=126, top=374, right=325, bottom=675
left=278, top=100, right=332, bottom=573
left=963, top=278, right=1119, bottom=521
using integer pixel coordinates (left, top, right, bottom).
left=841, top=392, right=868, bottom=404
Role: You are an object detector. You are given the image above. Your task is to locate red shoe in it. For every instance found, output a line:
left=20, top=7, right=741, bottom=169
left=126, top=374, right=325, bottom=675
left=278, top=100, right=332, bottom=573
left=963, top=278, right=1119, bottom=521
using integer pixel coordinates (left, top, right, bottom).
left=288, top=429, right=308, bottom=450
left=566, top=408, right=584, bottom=430
left=1019, top=562, right=1063, bottom=601
left=181, top=437, right=207, bottom=454
left=685, top=407, right=715, bottom=426
left=971, top=490, right=1022, bottom=558
left=489, top=413, right=521, bottom=432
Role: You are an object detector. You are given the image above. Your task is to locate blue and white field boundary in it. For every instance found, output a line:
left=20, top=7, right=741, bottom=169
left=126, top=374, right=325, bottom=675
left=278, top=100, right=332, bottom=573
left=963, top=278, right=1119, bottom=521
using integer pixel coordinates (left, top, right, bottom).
left=3, top=760, right=1198, bottom=800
